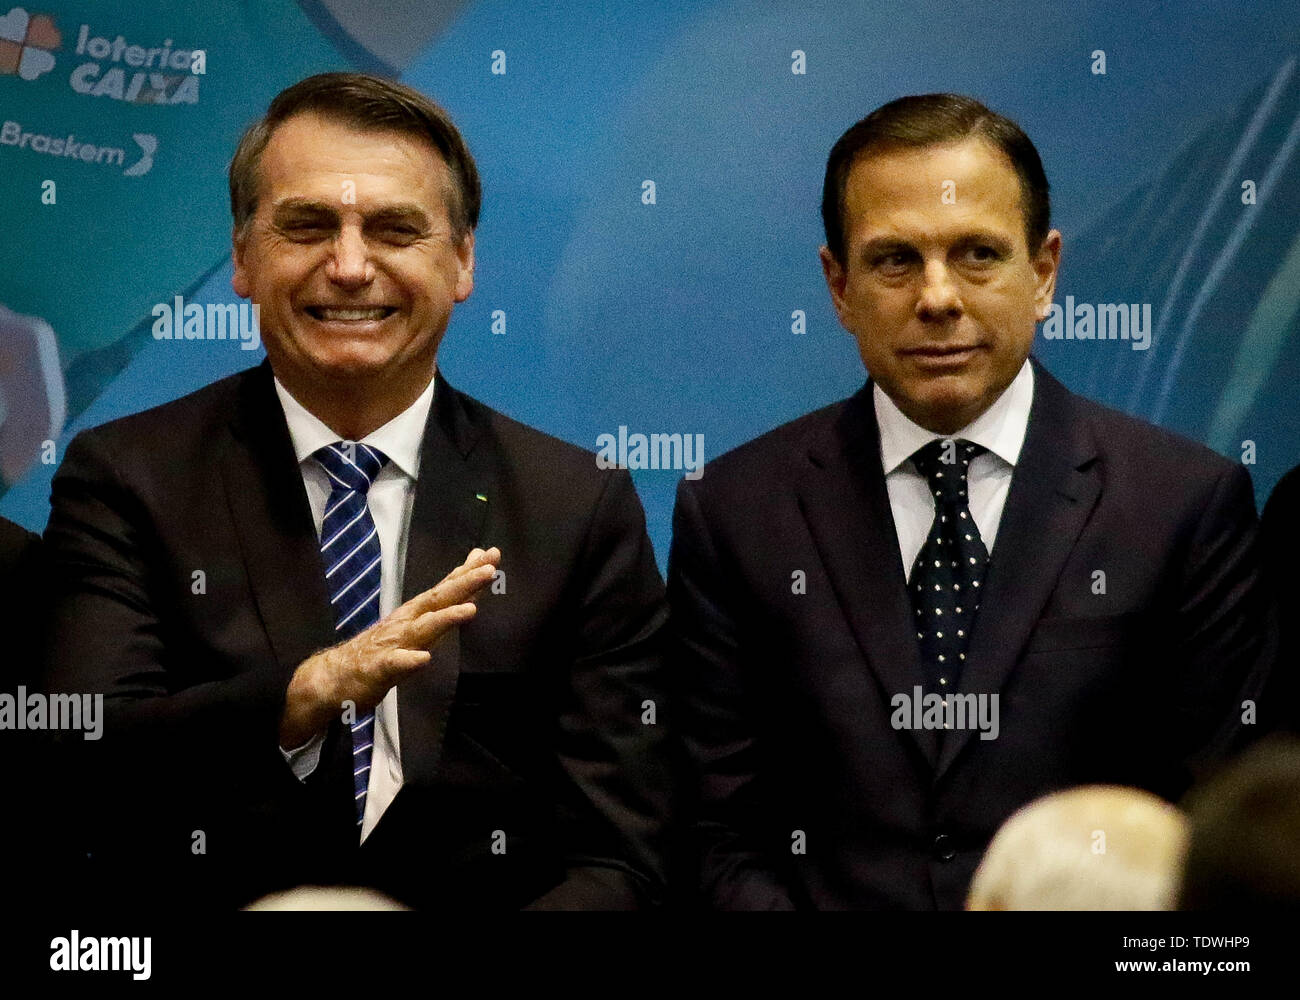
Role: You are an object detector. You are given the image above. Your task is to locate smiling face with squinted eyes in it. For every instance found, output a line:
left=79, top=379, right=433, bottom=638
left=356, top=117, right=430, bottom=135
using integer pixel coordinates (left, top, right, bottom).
left=232, top=111, right=474, bottom=437
left=820, top=137, right=1060, bottom=435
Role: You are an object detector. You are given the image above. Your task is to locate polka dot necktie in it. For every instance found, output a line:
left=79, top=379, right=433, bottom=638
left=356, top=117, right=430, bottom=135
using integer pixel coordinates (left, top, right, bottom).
left=314, top=441, right=389, bottom=830
left=907, top=438, right=988, bottom=693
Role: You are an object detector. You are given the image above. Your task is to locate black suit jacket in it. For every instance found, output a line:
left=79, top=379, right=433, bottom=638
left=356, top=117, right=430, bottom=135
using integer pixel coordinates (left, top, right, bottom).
left=668, top=359, right=1277, bottom=910
left=0, top=515, right=40, bottom=686
left=44, top=361, right=671, bottom=910
left=1, top=517, right=73, bottom=904
left=1261, top=464, right=1300, bottom=732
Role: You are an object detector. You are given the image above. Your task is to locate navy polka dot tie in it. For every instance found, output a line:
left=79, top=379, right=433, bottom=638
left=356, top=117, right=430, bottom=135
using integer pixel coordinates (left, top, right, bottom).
left=908, top=438, right=988, bottom=693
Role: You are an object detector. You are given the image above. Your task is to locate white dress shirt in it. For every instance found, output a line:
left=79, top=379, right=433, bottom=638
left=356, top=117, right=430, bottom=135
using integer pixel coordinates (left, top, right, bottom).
left=873, top=359, right=1034, bottom=580
left=274, top=372, right=435, bottom=843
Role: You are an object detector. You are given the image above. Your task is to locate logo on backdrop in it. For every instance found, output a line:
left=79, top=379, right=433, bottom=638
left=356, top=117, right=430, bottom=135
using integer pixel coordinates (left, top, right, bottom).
left=1, top=118, right=156, bottom=175
left=0, top=7, right=205, bottom=103
left=0, top=7, right=60, bottom=81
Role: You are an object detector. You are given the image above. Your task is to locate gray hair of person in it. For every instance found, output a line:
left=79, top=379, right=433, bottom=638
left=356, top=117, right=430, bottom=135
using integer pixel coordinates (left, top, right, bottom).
left=967, top=785, right=1187, bottom=911
left=229, top=71, right=480, bottom=243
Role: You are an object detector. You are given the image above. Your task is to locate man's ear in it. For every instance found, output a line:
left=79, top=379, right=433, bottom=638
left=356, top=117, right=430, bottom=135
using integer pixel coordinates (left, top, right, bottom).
left=231, top=227, right=250, bottom=299
left=453, top=230, right=475, bottom=303
left=819, top=245, right=849, bottom=325
left=1032, top=229, right=1062, bottom=321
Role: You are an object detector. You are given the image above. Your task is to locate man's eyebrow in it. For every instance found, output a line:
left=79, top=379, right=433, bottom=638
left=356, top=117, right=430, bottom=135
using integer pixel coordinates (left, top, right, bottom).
left=268, top=199, right=433, bottom=227
left=855, top=231, right=1017, bottom=260
left=271, top=198, right=337, bottom=215
left=365, top=205, right=433, bottom=227
left=952, top=230, right=1015, bottom=249
left=857, top=236, right=915, bottom=260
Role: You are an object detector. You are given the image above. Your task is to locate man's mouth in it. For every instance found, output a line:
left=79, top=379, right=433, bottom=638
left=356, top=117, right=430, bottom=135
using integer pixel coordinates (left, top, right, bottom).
left=304, top=306, right=397, bottom=322
left=905, top=344, right=983, bottom=357
left=902, top=344, right=986, bottom=369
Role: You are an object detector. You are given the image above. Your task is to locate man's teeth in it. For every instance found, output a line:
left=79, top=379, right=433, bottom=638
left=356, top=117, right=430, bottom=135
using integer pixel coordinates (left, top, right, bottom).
left=312, top=307, right=390, bottom=321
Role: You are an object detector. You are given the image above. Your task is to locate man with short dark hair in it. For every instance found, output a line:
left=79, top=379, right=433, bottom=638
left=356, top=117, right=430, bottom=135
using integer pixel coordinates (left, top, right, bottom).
left=669, top=93, right=1277, bottom=910
left=44, top=73, right=672, bottom=910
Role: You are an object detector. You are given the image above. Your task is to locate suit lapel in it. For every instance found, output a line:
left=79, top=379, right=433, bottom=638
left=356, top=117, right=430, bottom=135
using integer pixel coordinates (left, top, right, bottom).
left=796, top=385, right=940, bottom=767
left=396, top=368, right=491, bottom=786
left=220, top=361, right=357, bottom=837
left=220, top=361, right=337, bottom=681
left=935, top=361, right=1102, bottom=780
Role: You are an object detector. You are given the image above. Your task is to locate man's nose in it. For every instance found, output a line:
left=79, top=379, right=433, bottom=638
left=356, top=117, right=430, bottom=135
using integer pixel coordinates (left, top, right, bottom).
left=326, top=225, right=374, bottom=287
left=916, top=258, right=961, bottom=320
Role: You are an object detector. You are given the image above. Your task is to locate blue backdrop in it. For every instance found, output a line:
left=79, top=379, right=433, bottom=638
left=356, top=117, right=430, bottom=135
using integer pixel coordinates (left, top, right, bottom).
left=3, top=0, right=1298, bottom=572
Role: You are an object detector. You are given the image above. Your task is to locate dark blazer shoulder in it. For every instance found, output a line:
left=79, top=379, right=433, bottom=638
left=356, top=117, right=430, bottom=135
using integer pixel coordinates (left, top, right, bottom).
left=455, top=386, right=604, bottom=470
left=1037, top=367, right=1243, bottom=490
left=447, top=380, right=632, bottom=508
left=683, top=390, right=866, bottom=504
left=61, top=365, right=254, bottom=466
left=0, top=515, right=39, bottom=576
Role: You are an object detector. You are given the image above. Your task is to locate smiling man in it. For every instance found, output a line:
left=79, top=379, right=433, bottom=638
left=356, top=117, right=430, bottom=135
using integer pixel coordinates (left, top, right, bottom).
left=668, top=94, right=1278, bottom=909
left=43, top=73, right=671, bottom=910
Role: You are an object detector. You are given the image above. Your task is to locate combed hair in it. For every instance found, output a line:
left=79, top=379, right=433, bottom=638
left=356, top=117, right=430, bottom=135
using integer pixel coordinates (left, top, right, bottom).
left=821, top=93, right=1050, bottom=264
left=229, top=72, right=479, bottom=241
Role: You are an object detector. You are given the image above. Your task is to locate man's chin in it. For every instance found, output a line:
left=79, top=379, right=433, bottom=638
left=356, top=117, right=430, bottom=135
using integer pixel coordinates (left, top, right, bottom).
left=314, top=358, right=393, bottom=383
left=893, top=382, right=989, bottom=435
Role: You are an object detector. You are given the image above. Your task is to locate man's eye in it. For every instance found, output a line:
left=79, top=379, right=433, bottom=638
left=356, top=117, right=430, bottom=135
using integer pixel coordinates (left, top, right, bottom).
left=965, top=245, right=1000, bottom=263
left=282, top=222, right=331, bottom=238
left=374, top=225, right=421, bottom=243
left=874, top=252, right=911, bottom=270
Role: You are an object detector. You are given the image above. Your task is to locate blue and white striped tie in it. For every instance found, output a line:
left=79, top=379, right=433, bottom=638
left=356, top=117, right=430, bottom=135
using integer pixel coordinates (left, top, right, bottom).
left=314, top=441, right=389, bottom=829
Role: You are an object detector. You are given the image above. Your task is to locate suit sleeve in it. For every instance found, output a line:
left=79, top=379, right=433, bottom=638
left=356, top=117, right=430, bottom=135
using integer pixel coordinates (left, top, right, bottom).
left=666, top=478, right=797, bottom=910
left=1167, top=461, right=1281, bottom=777
left=42, top=429, right=299, bottom=787
left=523, top=468, right=674, bottom=909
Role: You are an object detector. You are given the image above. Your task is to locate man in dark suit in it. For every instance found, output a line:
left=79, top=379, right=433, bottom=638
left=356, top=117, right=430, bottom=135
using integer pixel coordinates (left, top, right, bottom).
left=1, top=516, right=57, bottom=902
left=668, top=94, right=1277, bottom=910
left=0, top=516, right=40, bottom=685
left=1261, top=465, right=1300, bottom=732
left=43, top=73, right=671, bottom=910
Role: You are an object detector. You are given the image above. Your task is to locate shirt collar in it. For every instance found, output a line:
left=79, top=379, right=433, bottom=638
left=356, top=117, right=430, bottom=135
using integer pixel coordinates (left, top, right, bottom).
left=272, top=370, right=436, bottom=481
left=874, top=358, right=1034, bottom=475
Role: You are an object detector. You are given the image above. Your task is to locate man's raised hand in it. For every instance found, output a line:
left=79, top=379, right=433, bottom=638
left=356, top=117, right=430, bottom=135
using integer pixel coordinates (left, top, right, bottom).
left=279, top=547, right=500, bottom=748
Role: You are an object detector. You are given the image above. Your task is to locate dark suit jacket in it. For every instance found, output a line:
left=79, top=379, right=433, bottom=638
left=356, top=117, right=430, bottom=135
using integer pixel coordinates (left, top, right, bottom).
left=43, top=361, right=671, bottom=910
left=1, top=517, right=71, bottom=904
left=668, top=359, right=1277, bottom=910
left=0, top=515, right=41, bottom=686
left=1261, top=464, right=1300, bottom=732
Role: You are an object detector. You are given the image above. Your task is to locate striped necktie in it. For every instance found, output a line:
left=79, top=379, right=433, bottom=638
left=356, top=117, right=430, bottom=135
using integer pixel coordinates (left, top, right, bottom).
left=314, top=441, right=389, bottom=829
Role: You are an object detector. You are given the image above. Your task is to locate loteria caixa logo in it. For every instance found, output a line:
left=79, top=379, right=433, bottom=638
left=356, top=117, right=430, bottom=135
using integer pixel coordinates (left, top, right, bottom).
left=0, top=7, right=59, bottom=81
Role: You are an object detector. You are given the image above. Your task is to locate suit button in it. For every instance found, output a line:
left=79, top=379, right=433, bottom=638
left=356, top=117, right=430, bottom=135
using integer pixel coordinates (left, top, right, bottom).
left=933, top=833, right=955, bottom=861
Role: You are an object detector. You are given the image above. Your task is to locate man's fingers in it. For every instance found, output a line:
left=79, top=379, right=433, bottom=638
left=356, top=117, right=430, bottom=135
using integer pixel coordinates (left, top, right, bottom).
left=387, top=548, right=499, bottom=623
left=379, top=648, right=432, bottom=683
left=442, top=546, right=500, bottom=583
left=406, top=601, right=479, bottom=649
left=408, top=562, right=496, bottom=615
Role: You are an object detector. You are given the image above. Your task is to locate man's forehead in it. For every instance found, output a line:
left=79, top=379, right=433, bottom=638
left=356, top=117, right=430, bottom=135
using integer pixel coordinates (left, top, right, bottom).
left=844, top=139, right=1026, bottom=237
left=257, top=112, right=449, bottom=194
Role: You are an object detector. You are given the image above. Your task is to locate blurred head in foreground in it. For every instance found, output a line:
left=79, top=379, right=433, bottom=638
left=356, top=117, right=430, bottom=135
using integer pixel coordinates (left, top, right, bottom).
left=244, top=885, right=410, bottom=911
left=966, top=785, right=1187, bottom=910
left=1178, top=737, right=1300, bottom=911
